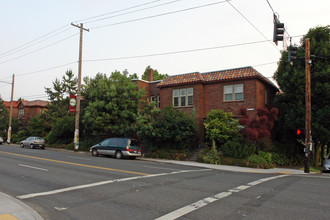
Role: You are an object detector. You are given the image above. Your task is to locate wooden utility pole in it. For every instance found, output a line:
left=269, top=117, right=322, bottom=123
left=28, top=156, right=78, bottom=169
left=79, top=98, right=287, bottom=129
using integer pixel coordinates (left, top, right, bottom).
left=304, top=38, right=311, bottom=173
left=71, top=23, right=89, bottom=152
left=7, top=74, right=15, bottom=144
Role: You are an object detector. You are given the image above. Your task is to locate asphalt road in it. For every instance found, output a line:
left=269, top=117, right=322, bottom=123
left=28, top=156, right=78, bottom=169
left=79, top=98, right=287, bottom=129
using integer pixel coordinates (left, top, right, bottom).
left=0, top=144, right=329, bottom=220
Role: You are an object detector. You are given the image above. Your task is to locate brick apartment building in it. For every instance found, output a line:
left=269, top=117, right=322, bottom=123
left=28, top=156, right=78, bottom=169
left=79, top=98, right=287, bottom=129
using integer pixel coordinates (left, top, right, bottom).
left=3, top=101, right=19, bottom=119
left=16, top=100, right=49, bottom=124
left=134, top=66, right=278, bottom=139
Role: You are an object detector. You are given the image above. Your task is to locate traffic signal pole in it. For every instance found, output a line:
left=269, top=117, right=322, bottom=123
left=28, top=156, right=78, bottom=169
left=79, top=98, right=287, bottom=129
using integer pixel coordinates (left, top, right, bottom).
left=304, top=38, right=311, bottom=173
left=71, top=23, right=89, bottom=152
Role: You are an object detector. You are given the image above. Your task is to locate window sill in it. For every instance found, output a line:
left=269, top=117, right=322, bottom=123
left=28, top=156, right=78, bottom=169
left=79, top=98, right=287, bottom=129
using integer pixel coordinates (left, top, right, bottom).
left=173, top=105, right=194, bottom=108
left=223, top=100, right=244, bottom=102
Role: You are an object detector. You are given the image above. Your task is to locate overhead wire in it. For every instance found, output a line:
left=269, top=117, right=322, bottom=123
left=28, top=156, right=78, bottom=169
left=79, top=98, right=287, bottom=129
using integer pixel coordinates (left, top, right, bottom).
left=90, top=0, right=229, bottom=29
left=74, top=0, right=164, bottom=23
left=83, top=39, right=272, bottom=62
left=84, top=0, right=183, bottom=24
left=0, top=33, right=79, bottom=65
left=0, top=26, right=73, bottom=60
left=225, top=0, right=281, bottom=53
left=0, top=24, right=72, bottom=58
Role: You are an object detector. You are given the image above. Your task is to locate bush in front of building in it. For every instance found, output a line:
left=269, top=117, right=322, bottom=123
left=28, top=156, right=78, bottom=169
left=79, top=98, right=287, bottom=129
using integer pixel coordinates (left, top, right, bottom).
left=220, top=136, right=255, bottom=159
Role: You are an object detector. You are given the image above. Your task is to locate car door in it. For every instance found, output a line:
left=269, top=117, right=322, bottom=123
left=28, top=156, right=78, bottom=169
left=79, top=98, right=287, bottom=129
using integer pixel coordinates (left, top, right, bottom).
left=98, top=139, right=110, bottom=155
left=107, top=138, right=117, bottom=156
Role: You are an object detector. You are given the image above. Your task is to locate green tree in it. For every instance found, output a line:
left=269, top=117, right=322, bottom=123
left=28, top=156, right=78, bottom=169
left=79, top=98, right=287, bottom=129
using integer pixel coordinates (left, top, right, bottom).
left=145, top=106, right=198, bottom=150
left=42, top=70, right=77, bottom=143
left=82, top=71, right=144, bottom=137
left=141, top=66, right=168, bottom=81
left=0, top=98, right=9, bottom=137
left=273, top=26, right=330, bottom=161
left=204, top=109, right=240, bottom=146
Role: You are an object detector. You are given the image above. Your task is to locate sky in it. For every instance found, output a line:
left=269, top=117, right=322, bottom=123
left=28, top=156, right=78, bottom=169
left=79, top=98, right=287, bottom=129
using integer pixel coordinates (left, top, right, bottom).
left=0, top=0, right=329, bottom=101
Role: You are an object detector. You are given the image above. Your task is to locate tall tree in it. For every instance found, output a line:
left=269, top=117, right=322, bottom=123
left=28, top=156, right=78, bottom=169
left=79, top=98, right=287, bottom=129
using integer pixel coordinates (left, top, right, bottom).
left=273, top=26, right=330, bottom=161
left=0, top=98, right=9, bottom=137
left=82, top=71, right=144, bottom=137
left=141, top=66, right=168, bottom=81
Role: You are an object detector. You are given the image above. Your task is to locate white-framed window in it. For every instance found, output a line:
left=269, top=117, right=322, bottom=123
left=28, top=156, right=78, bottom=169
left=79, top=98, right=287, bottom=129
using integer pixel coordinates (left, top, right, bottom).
left=173, top=88, right=193, bottom=107
left=224, top=84, right=243, bottom=101
left=150, top=96, right=155, bottom=103
left=18, top=108, right=24, bottom=118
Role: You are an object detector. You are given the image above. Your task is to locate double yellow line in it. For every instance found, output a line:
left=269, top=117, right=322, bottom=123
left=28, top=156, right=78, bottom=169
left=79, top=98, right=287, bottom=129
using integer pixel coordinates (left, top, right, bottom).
left=0, top=150, right=149, bottom=176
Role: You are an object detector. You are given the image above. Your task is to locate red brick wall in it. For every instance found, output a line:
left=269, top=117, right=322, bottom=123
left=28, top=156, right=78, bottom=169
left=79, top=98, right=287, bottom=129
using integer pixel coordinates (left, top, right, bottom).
left=159, top=78, right=277, bottom=141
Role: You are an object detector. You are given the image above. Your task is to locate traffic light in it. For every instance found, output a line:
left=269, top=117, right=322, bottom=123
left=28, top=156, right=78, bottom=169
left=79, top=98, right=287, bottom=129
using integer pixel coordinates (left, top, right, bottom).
left=296, top=128, right=305, bottom=138
left=273, top=15, right=285, bottom=45
left=288, top=46, right=298, bottom=62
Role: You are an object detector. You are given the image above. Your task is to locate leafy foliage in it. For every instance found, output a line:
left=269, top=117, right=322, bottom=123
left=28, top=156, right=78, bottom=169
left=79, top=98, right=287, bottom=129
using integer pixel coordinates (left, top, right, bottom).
left=0, top=98, right=8, bottom=137
left=141, top=105, right=198, bottom=150
left=204, top=109, right=240, bottom=146
left=141, top=66, right=168, bottom=81
left=238, top=107, right=278, bottom=150
left=273, top=26, right=330, bottom=150
left=221, top=136, right=255, bottom=159
left=82, top=71, right=144, bottom=137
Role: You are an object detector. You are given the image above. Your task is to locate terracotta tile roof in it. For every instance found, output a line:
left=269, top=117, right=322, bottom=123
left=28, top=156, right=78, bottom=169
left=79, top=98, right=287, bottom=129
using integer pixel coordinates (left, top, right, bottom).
left=19, top=100, right=49, bottom=107
left=3, top=101, right=18, bottom=108
left=158, top=66, right=277, bottom=89
left=158, top=72, right=203, bottom=87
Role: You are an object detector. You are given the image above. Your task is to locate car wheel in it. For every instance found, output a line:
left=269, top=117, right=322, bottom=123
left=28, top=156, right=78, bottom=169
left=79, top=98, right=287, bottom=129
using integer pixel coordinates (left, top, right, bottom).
left=41, top=146, right=45, bottom=150
left=30, top=144, right=34, bottom=149
left=20, top=143, right=24, bottom=148
left=115, top=151, right=123, bottom=159
left=92, top=149, right=99, bottom=157
left=129, top=156, right=136, bottom=160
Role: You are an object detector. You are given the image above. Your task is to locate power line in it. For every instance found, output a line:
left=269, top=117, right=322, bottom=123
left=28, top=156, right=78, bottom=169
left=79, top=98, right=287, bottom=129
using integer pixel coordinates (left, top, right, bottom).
left=75, top=0, right=164, bottom=23
left=85, top=0, right=182, bottom=24
left=15, top=61, right=77, bottom=77
left=266, top=0, right=275, bottom=13
left=83, top=39, right=271, bottom=62
left=0, top=26, right=73, bottom=60
left=225, top=0, right=281, bottom=53
left=0, top=33, right=78, bottom=65
left=0, top=24, right=71, bottom=58
left=91, top=0, right=229, bottom=29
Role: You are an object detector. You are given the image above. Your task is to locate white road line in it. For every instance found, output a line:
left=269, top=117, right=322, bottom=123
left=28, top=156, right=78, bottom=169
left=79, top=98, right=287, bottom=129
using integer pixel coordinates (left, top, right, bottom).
left=144, top=165, right=180, bottom=171
left=17, top=169, right=211, bottom=200
left=155, top=175, right=287, bottom=220
left=18, top=164, right=48, bottom=171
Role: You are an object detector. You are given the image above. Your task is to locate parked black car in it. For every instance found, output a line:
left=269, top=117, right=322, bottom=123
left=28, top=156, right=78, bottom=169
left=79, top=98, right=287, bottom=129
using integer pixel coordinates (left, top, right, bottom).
left=90, top=138, right=141, bottom=159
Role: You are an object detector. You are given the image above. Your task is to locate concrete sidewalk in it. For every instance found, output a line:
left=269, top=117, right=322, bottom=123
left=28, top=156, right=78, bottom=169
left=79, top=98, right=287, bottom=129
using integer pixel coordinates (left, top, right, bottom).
left=0, top=191, right=43, bottom=220
left=138, top=158, right=309, bottom=175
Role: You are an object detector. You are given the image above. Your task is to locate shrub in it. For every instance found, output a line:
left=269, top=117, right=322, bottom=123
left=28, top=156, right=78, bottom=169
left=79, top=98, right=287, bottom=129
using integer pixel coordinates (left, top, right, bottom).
left=258, top=151, right=273, bottom=165
left=207, top=141, right=221, bottom=165
left=248, top=154, right=267, bottom=164
left=221, top=137, right=255, bottom=159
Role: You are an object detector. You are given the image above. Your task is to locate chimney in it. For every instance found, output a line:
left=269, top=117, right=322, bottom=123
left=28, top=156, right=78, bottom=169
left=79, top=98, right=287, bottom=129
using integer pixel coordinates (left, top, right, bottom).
left=147, top=68, right=153, bottom=82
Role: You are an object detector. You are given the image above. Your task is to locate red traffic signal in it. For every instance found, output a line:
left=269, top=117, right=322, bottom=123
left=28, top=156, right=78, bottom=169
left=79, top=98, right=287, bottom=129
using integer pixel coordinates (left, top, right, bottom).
left=297, top=129, right=301, bottom=135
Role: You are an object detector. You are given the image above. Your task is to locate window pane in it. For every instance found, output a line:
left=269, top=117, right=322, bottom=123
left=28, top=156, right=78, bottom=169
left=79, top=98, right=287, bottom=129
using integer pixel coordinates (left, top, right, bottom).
left=224, top=85, right=232, bottom=94
left=234, top=84, right=243, bottom=93
left=188, top=96, right=193, bottom=105
left=150, top=96, right=155, bottom=102
left=181, top=89, right=186, bottom=96
left=174, top=97, right=179, bottom=107
left=187, top=88, right=193, bottom=95
left=225, top=94, right=233, bottom=101
left=235, top=93, right=243, bottom=100
left=173, top=90, right=179, bottom=97
left=181, top=96, right=186, bottom=106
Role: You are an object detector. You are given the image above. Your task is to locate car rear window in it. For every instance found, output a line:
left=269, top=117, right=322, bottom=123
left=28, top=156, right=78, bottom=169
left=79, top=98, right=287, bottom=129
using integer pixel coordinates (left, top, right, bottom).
left=130, top=139, right=139, bottom=146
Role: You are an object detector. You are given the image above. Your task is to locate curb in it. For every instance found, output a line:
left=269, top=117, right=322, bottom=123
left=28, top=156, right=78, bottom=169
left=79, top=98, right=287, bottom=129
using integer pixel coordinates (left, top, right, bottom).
left=0, top=191, right=43, bottom=220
